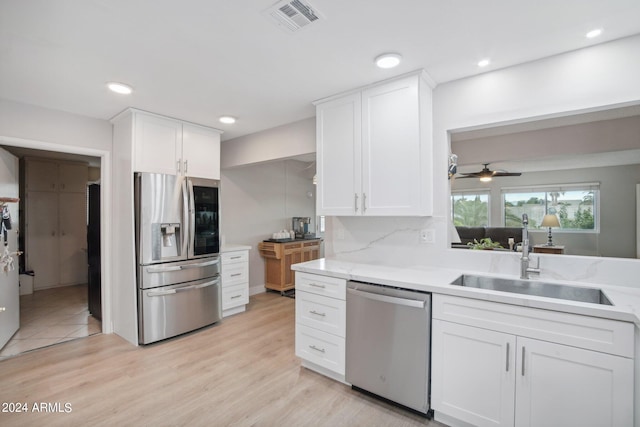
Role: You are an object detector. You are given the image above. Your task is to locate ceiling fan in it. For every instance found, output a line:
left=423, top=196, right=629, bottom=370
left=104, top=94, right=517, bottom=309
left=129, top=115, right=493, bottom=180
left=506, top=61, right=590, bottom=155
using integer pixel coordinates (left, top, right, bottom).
left=457, top=163, right=522, bottom=182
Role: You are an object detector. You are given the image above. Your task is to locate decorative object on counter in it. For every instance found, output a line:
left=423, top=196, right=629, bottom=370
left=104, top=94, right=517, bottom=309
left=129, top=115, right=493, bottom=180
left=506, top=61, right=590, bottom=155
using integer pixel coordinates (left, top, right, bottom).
left=292, top=217, right=312, bottom=239
left=258, top=238, right=321, bottom=294
left=541, top=213, right=561, bottom=246
left=269, top=230, right=294, bottom=242
left=467, top=237, right=503, bottom=250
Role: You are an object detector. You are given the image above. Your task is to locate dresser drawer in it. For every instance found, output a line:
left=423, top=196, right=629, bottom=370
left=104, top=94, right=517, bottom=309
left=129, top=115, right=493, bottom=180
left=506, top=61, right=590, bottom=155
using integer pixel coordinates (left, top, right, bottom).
left=433, top=294, right=634, bottom=357
left=222, top=263, right=248, bottom=286
left=295, top=324, right=345, bottom=375
left=296, top=290, right=346, bottom=337
left=296, top=272, right=346, bottom=300
left=222, top=283, right=249, bottom=310
left=221, top=250, right=248, bottom=265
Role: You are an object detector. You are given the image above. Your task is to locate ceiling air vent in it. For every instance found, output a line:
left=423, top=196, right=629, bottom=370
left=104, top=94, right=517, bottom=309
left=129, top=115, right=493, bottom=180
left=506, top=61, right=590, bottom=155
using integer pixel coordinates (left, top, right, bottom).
left=263, top=0, right=323, bottom=33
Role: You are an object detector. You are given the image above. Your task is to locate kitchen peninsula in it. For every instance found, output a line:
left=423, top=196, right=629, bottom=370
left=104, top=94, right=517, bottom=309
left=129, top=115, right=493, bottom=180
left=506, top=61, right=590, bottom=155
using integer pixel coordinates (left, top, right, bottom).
left=292, top=258, right=640, bottom=427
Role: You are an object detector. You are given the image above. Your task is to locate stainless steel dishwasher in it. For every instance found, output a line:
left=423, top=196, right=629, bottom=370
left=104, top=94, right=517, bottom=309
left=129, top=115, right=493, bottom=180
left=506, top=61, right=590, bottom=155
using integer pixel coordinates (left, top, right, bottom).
left=346, top=280, right=431, bottom=415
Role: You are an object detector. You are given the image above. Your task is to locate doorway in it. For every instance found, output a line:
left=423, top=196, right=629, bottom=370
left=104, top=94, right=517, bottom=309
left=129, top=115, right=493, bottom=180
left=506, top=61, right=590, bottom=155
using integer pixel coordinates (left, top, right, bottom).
left=0, top=145, right=103, bottom=359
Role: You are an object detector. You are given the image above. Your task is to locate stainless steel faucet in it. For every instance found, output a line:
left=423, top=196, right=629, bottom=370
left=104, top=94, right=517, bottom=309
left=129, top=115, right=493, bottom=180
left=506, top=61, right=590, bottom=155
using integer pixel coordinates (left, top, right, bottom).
left=520, top=214, right=540, bottom=279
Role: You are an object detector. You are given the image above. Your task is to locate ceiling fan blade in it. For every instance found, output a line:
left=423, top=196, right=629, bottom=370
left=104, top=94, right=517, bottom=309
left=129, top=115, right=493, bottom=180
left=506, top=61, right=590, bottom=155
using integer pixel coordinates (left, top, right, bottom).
left=493, top=172, right=522, bottom=177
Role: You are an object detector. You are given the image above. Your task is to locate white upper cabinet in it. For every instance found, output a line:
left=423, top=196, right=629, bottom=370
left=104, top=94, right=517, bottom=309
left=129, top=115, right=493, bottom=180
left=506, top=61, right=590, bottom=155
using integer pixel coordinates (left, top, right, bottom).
left=315, top=70, right=434, bottom=216
left=124, top=110, right=222, bottom=180
left=133, top=113, right=182, bottom=175
left=316, top=93, right=362, bottom=216
left=182, top=123, right=221, bottom=180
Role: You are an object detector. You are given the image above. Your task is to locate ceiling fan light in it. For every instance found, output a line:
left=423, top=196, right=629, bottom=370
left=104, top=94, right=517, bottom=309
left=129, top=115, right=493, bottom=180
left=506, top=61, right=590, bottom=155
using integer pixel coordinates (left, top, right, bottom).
left=480, top=176, right=492, bottom=182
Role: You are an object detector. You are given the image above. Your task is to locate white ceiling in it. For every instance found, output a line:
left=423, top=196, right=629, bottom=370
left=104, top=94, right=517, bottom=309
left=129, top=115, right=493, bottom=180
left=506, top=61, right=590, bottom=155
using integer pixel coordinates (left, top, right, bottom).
left=2, top=0, right=640, bottom=141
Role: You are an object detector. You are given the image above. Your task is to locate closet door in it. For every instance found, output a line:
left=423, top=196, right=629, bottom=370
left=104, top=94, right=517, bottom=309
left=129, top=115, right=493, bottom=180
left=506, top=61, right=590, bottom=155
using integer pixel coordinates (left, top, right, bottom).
left=27, top=192, right=60, bottom=290
left=58, top=192, right=87, bottom=285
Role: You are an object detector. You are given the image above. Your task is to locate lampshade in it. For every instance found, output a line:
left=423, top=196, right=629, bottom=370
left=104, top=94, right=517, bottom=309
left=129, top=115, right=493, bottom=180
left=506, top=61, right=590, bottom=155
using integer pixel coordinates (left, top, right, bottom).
left=541, top=214, right=560, bottom=228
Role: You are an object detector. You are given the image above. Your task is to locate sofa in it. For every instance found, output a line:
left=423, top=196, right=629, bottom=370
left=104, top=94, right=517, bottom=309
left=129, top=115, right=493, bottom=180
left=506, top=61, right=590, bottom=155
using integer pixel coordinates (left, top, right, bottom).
left=453, top=226, right=523, bottom=250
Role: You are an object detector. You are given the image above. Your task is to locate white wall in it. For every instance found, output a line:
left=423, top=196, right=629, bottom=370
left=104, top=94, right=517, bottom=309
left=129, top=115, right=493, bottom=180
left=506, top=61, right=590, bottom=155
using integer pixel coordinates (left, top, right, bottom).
left=221, top=159, right=316, bottom=294
left=0, top=99, right=112, bottom=151
left=221, top=117, right=315, bottom=168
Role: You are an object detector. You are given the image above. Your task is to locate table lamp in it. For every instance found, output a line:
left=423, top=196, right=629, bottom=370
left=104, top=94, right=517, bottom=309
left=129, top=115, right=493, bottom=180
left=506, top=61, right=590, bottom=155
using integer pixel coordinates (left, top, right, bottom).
left=541, top=214, right=560, bottom=246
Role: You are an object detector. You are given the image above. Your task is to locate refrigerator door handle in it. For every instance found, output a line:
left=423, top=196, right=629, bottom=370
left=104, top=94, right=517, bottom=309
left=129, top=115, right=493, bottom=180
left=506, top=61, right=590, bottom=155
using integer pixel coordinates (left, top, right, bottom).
left=146, top=265, right=183, bottom=273
left=187, top=178, right=195, bottom=259
left=191, top=277, right=220, bottom=290
left=146, top=288, right=177, bottom=297
left=179, top=258, right=220, bottom=269
left=182, top=178, right=190, bottom=257
left=146, top=277, right=219, bottom=297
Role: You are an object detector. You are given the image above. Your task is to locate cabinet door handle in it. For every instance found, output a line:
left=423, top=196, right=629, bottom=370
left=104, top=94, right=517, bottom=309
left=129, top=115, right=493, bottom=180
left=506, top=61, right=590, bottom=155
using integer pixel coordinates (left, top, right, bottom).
left=309, top=310, right=326, bottom=317
left=308, top=283, right=326, bottom=289
left=521, top=346, right=526, bottom=376
left=309, top=345, right=325, bottom=353
left=230, top=256, right=242, bottom=260
left=354, top=193, right=359, bottom=213
left=177, top=160, right=181, bottom=174
left=506, top=342, right=510, bottom=372
left=231, top=294, right=243, bottom=299
left=184, top=159, right=188, bottom=174
left=362, top=193, right=367, bottom=213
left=230, top=273, right=242, bottom=277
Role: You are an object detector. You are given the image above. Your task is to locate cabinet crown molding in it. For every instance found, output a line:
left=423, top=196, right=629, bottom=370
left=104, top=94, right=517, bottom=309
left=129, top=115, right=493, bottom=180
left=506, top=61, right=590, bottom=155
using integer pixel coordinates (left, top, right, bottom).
left=312, top=69, right=435, bottom=106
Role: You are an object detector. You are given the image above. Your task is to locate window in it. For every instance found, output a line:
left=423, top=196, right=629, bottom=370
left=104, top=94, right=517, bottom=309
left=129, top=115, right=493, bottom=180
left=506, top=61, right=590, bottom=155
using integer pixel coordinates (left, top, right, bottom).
left=502, top=184, right=599, bottom=231
left=451, top=191, right=490, bottom=227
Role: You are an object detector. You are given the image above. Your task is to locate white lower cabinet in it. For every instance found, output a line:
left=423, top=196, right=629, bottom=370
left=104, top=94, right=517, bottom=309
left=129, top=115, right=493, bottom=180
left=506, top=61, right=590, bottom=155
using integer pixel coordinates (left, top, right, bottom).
left=220, top=249, right=249, bottom=317
left=295, top=272, right=347, bottom=382
left=431, top=295, right=634, bottom=427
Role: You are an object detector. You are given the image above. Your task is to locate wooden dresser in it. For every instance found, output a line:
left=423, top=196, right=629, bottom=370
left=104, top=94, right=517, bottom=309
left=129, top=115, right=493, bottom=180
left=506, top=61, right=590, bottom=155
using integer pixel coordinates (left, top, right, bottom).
left=258, top=239, right=322, bottom=294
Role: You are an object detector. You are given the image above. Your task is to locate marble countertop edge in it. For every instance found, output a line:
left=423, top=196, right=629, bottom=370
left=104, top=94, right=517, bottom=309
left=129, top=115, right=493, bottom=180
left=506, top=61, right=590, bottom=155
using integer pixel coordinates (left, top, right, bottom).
left=292, top=258, right=640, bottom=326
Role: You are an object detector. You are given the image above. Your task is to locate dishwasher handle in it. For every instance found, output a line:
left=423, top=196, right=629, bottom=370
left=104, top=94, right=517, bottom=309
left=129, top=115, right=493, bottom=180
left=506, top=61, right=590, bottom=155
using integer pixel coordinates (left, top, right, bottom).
left=347, top=287, right=426, bottom=308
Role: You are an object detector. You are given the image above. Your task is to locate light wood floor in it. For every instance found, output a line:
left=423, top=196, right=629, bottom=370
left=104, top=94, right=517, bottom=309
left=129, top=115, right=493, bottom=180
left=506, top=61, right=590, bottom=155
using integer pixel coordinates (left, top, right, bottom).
left=0, top=292, right=445, bottom=427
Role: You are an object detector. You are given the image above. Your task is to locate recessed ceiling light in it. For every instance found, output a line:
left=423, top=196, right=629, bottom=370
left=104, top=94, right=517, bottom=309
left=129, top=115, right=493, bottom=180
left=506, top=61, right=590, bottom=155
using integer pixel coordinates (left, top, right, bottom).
left=219, top=116, right=236, bottom=124
left=586, top=28, right=602, bottom=39
left=107, top=82, right=133, bottom=95
left=374, top=53, right=402, bottom=69
left=477, top=59, right=491, bottom=68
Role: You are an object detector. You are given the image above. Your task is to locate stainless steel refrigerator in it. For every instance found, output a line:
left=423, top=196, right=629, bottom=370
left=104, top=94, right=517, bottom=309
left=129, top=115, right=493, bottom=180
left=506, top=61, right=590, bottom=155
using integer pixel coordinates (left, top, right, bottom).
left=135, top=172, right=222, bottom=344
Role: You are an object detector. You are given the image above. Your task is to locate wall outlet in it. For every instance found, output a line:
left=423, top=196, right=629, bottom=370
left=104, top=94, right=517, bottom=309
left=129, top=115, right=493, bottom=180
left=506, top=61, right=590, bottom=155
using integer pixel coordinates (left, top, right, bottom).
left=420, top=228, right=435, bottom=244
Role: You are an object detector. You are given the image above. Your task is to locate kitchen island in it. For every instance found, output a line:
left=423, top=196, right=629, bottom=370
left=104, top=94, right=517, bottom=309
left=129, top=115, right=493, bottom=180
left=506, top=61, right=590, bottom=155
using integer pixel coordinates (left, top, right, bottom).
left=292, top=258, right=640, bottom=427
left=258, top=238, right=322, bottom=294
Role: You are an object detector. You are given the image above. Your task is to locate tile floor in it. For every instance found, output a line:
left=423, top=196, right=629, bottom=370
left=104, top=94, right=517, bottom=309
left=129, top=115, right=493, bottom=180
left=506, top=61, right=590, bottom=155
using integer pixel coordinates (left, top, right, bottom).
left=0, top=284, right=101, bottom=360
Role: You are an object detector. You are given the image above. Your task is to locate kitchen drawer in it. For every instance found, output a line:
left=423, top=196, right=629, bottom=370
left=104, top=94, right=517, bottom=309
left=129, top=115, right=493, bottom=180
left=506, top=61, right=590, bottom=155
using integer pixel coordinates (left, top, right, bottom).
left=222, top=283, right=249, bottom=310
left=296, top=272, right=346, bottom=300
left=221, top=250, right=248, bottom=265
left=296, top=290, right=346, bottom=337
left=222, top=263, right=248, bottom=286
left=433, top=294, right=634, bottom=357
left=295, top=324, right=345, bottom=375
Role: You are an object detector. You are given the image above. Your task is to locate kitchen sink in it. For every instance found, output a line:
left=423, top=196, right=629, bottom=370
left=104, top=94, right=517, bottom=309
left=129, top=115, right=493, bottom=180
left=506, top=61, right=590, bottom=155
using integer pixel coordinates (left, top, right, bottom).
left=450, top=274, right=612, bottom=305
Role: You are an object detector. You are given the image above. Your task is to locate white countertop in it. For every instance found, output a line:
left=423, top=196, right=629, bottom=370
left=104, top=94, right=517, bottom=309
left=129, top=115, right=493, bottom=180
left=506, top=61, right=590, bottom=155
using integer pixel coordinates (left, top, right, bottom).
left=292, top=258, right=640, bottom=327
left=221, top=244, right=251, bottom=252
